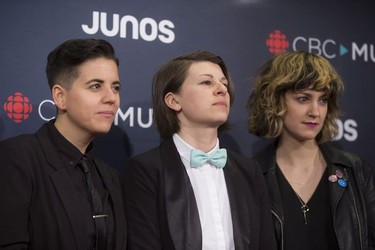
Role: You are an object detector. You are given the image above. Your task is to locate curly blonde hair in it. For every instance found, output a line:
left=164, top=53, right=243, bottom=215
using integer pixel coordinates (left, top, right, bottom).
left=247, top=51, right=344, bottom=144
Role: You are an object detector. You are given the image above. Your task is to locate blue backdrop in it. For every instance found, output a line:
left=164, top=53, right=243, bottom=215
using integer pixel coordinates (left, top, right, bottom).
left=1, top=0, right=374, bottom=174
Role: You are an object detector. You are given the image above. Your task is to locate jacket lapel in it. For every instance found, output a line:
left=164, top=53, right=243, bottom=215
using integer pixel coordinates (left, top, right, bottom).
left=223, top=155, right=250, bottom=250
left=36, top=125, right=87, bottom=250
left=161, top=139, right=202, bottom=250
left=320, top=144, right=349, bottom=215
left=255, top=143, right=284, bottom=219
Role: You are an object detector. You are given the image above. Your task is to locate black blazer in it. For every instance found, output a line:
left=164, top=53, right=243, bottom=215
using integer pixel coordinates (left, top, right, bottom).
left=0, top=123, right=127, bottom=250
left=123, top=138, right=276, bottom=250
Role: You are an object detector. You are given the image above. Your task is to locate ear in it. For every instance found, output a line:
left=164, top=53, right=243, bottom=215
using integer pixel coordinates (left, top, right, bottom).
left=164, top=92, right=181, bottom=112
left=52, top=84, right=67, bottom=110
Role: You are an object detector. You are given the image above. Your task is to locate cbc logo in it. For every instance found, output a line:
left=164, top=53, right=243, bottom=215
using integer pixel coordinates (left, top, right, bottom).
left=266, top=29, right=375, bottom=63
left=3, top=92, right=33, bottom=123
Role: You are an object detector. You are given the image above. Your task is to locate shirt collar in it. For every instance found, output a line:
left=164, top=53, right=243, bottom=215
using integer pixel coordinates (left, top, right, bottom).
left=172, top=133, right=220, bottom=163
left=46, top=120, right=94, bottom=167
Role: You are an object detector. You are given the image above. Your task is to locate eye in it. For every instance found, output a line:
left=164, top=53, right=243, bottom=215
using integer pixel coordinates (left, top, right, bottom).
left=90, top=83, right=102, bottom=89
left=320, top=97, right=328, bottom=105
left=112, top=83, right=121, bottom=92
left=297, top=96, right=308, bottom=103
left=200, top=80, right=212, bottom=85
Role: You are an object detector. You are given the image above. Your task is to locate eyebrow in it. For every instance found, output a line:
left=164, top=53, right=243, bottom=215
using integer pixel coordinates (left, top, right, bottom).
left=199, top=73, right=228, bottom=82
left=85, top=79, right=121, bottom=85
left=297, top=91, right=327, bottom=97
left=85, top=79, right=104, bottom=85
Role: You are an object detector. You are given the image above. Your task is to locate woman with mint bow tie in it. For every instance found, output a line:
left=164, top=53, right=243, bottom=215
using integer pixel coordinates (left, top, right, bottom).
left=123, top=50, right=276, bottom=250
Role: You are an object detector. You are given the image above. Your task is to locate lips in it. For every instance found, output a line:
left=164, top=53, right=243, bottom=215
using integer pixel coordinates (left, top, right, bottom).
left=213, top=101, right=228, bottom=107
left=98, top=111, right=115, bottom=117
left=303, top=122, right=319, bottom=128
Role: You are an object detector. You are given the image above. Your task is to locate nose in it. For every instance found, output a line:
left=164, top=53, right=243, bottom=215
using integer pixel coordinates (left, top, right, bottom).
left=215, top=81, right=228, bottom=96
left=103, top=85, right=119, bottom=105
left=308, top=102, right=320, bottom=117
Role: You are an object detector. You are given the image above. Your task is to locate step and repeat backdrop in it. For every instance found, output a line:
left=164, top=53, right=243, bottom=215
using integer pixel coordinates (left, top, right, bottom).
left=1, top=0, right=374, bottom=173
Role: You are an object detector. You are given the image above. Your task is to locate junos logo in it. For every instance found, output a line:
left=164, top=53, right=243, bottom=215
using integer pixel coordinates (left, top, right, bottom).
left=335, top=119, right=358, bottom=142
left=82, top=11, right=175, bottom=44
left=266, top=30, right=375, bottom=63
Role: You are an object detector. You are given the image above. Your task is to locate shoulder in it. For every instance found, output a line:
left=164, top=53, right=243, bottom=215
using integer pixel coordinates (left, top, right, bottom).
left=227, top=149, right=251, bottom=164
left=127, top=147, right=162, bottom=166
left=321, top=143, right=365, bottom=168
left=251, top=142, right=277, bottom=173
left=127, top=138, right=178, bottom=167
left=124, top=146, right=164, bottom=182
left=0, top=133, right=40, bottom=157
left=321, top=143, right=374, bottom=185
left=226, top=149, right=263, bottom=177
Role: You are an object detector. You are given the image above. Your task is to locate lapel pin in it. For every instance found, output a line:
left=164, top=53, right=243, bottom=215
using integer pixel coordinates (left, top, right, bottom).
left=338, top=178, right=347, bottom=187
left=335, top=169, right=344, bottom=178
left=328, top=174, right=338, bottom=183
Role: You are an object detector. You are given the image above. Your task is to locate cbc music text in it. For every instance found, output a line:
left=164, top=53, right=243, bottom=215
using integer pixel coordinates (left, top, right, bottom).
left=38, top=100, right=358, bottom=141
left=292, top=36, right=375, bottom=62
left=82, top=11, right=175, bottom=44
left=38, top=100, right=152, bottom=128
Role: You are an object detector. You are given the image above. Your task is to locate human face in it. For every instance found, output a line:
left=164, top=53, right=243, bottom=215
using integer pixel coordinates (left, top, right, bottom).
left=281, top=89, right=328, bottom=143
left=172, top=61, right=230, bottom=130
left=57, top=57, right=120, bottom=139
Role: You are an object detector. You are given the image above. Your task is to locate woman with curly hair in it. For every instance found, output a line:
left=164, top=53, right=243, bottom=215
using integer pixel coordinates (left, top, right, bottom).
left=247, top=51, right=375, bottom=250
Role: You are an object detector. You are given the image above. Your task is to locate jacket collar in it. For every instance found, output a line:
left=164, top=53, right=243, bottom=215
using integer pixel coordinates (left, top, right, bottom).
left=253, top=142, right=284, bottom=221
left=35, top=123, right=88, bottom=250
left=161, top=138, right=202, bottom=250
left=256, top=141, right=355, bottom=173
left=319, top=143, right=355, bottom=168
left=254, top=141, right=350, bottom=223
left=161, top=138, right=250, bottom=250
left=35, top=123, right=126, bottom=250
left=223, top=155, right=251, bottom=249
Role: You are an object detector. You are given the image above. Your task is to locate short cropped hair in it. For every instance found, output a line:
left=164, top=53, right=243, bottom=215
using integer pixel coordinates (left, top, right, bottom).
left=152, top=50, right=234, bottom=139
left=247, top=51, right=344, bottom=144
left=46, top=38, right=119, bottom=90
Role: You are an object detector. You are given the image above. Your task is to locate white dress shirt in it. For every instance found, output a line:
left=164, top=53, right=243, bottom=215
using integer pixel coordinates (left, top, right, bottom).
left=173, top=134, right=234, bottom=250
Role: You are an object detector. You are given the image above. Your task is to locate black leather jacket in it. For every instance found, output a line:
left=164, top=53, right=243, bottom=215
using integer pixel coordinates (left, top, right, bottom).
left=253, top=142, right=375, bottom=250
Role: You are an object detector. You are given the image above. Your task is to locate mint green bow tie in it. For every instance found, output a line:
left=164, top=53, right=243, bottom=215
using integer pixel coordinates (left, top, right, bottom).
left=190, top=148, right=227, bottom=168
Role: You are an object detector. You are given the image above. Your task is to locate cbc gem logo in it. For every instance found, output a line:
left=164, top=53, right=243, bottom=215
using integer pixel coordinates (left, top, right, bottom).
left=3, top=92, right=33, bottom=123
left=266, top=30, right=289, bottom=54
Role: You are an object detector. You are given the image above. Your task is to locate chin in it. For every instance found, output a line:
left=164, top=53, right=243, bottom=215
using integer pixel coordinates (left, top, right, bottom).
left=94, top=126, right=112, bottom=135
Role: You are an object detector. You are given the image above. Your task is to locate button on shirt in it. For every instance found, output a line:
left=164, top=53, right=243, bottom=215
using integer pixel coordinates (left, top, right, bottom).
left=173, top=134, right=234, bottom=250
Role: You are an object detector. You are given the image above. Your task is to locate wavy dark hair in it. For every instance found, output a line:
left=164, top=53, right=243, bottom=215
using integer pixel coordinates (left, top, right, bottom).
left=247, top=51, right=344, bottom=144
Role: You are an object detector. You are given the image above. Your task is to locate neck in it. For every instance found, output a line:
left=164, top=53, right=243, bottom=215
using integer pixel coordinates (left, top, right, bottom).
left=54, top=118, right=92, bottom=154
left=276, top=136, right=326, bottom=202
left=177, top=127, right=218, bottom=153
left=276, top=137, right=321, bottom=169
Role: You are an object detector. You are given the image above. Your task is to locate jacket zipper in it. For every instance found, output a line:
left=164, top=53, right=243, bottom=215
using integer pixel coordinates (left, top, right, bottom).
left=344, top=168, right=363, bottom=250
left=271, top=209, right=284, bottom=250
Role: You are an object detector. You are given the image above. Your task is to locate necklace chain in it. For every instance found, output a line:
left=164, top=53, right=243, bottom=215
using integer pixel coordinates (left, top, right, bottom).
left=295, top=192, right=309, bottom=225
